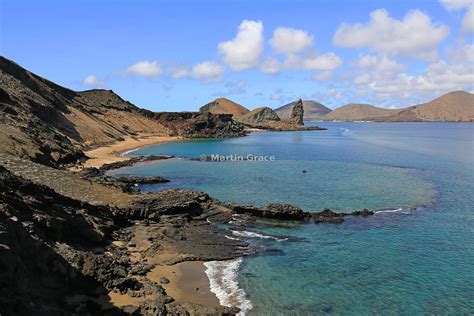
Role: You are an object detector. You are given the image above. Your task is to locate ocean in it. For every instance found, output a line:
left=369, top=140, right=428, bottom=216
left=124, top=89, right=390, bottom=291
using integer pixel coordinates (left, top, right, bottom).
left=114, top=122, right=474, bottom=315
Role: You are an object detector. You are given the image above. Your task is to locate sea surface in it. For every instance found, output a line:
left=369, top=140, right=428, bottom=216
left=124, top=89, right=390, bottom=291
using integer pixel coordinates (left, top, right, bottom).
left=116, top=122, right=474, bottom=315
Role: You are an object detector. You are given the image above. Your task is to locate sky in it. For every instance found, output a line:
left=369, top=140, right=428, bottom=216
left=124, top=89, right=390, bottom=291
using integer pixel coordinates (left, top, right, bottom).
left=1, top=0, right=473, bottom=111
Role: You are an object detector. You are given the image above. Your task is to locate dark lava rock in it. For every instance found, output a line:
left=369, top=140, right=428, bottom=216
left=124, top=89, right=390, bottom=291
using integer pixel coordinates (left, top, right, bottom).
left=159, top=277, right=170, bottom=284
left=229, top=203, right=307, bottom=220
left=99, top=155, right=174, bottom=171
left=351, top=208, right=375, bottom=217
left=144, top=111, right=248, bottom=139
left=313, top=209, right=345, bottom=224
left=114, top=175, right=170, bottom=184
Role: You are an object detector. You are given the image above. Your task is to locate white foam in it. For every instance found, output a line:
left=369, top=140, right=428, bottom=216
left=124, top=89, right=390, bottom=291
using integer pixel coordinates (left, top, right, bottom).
left=340, top=128, right=350, bottom=132
left=225, top=235, right=242, bottom=241
left=120, top=148, right=139, bottom=156
left=231, top=230, right=288, bottom=242
left=375, top=208, right=410, bottom=215
left=204, top=258, right=252, bottom=315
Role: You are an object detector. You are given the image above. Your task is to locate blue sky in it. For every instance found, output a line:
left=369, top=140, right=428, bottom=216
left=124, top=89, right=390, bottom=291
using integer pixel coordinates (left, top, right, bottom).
left=1, top=0, right=473, bottom=111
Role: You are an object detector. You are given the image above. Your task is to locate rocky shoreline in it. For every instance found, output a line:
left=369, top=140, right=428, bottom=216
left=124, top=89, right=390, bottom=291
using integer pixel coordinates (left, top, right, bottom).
left=0, top=151, right=377, bottom=315
left=0, top=56, right=362, bottom=315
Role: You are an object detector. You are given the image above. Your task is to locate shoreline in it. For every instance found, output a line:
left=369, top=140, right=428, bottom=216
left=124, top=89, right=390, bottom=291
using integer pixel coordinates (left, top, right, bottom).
left=78, top=134, right=248, bottom=313
left=147, top=261, right=221, bottom=307
left=81, top=135, right=181, bottom=169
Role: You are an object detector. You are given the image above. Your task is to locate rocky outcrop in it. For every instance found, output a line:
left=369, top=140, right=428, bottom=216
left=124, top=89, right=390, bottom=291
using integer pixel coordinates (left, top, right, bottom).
left=229, top=202, right=374, bottom=224
left=149, top=111, right=247, bottom=138
left=240, top=107, right=281, bottom=124
left=229, top=203, right=306, bottom=220
left=0, top=161, right=244, bottom=315
left=0, top=150, right=380, bottom=315
left=275, top=100, right=332, bottom=121
left=289, top=99, right=305, bottom=125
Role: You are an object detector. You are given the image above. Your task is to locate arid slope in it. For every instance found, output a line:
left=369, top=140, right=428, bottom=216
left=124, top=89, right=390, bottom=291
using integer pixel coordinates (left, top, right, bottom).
left=200, top=97, right=250, bottom=119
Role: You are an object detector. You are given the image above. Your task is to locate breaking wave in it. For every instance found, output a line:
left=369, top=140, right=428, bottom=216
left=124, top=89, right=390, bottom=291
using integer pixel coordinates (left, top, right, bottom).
left=375, top=207, right=411, bottom=215
left=204, top=258, right=252, bottom=315
left=231, top=230, right=288, bottom=242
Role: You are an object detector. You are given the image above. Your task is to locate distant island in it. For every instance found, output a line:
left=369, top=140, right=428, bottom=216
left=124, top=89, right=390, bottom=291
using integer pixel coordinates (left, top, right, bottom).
left=203, top=91, right=474, bottom=123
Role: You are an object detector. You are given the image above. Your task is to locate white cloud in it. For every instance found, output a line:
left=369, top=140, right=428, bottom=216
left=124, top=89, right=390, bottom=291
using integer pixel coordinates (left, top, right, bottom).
left=312, top=70, right=333, bottom=81
left=124, top=60, right=162, bottom=78
left=333, top=9, right=450, bottom=60
left=302, top=53, right=342, bottom=70
left=440, top=0, right=472, bottom=10
left=82, top=75, right=104, bottom=87
left=354, top=55, right=406, bottom=74
left=440, top=0, right=474, bottom=33
left=191, top=61, right=224, bottom=82
left=446, top=43, right=474, bottom=62
left=354, top=58, right=474, bottom=101
left=171, top=61, right=224, bottom=83
left=463, top=6, right=474, bottom=32
left=260, top=57, right=282, bottom=74
left=269, top=27, right=314, bottom=54
left=260, top=53, right=342, bottom=74
left=171, top=65, right=189, bottom=79
left=218, top=20, right=264, bottom=70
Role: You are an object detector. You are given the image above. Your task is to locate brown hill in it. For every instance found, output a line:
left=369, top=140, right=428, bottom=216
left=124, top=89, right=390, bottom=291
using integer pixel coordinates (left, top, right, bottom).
left=200, top=98, right=249, bottom=119
left=0, top=56, right=173, bottom=166
left=275, top=100, right=331, bottom=121
left=0, top=56, right=244, bottom=167
left=322, top=103, right=398, bottom=121
left=380, top=91, right=474, bottom=122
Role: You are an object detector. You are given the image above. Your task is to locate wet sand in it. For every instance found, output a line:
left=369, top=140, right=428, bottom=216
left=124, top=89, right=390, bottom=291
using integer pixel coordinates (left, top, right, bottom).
left=82, top=135, right=179, bottom=168
left=148, top=261, right=220, bottom=307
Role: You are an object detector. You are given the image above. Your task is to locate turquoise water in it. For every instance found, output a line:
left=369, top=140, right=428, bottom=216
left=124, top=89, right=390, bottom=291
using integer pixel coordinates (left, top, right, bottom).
left=117, top=122, right=474, bottom=315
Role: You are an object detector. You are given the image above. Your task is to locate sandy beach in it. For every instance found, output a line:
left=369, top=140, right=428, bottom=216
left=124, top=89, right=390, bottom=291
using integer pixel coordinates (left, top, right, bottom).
left=82, top=135, right=180, bottom=169
left=147, top=261, right=221, bottom=307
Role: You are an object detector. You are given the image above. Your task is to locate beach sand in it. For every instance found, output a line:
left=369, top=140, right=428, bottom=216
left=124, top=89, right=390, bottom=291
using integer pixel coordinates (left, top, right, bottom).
left=82, top=136, right=222, bottom=309
left=148, top=261, right=220, bottom=307
left=82, top=135, right=179, bottom=168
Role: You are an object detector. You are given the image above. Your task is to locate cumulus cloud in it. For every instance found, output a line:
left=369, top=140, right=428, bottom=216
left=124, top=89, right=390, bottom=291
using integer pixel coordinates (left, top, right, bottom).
left=260, top=57, right=282, bottom=74
left=260, top=53, right=342, bottom=74
left=171, top=61, right=224, bottom=83
left=440, top=0, right=472, bottom=10
left=353, top=55, right=474, bottom=101
left=333, top=9, right=450, bottom=60
left=82, top=75, right=104, bottom=87
left=218, top=20, right=264, bottom=70
left=445, top=43, right=474, bottom=62
left=441, top=0, right=474, bottom=33
left=353, top=54, right=407, bottom=84
left=269, top=27, right=314, bottom=54
left=124, top=60, right=162, bottom=78
left=302, top=53, right=342, bottom=70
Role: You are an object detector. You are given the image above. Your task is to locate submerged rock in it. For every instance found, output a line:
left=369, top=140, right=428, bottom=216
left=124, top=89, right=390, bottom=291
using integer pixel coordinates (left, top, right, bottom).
left=313, top=209, right=345, bottom=224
